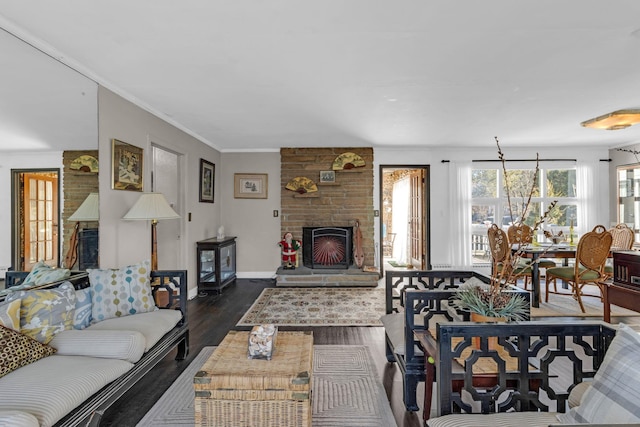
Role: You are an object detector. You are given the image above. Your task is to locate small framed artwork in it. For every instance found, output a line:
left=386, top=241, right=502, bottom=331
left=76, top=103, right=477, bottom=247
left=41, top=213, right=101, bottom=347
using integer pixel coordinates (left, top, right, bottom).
left=112, top=139, right=143, bottom=191
left=199, top=159, right=215, bottom=203
left=319, top=170, right=336, bottom=183
left=234, top=173, right=268, bottom=199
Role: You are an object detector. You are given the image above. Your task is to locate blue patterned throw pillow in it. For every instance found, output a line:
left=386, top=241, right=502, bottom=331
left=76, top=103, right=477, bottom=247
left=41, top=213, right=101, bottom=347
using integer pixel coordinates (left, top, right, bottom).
left=24, top=261, right=70, bottom=286
left=88, top=260, right=157, bottom=323
left=73, top=288, right=92, bottom=329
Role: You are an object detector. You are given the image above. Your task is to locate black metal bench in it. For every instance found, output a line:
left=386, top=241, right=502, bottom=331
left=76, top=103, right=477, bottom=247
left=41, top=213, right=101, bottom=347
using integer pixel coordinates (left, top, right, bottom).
left=432, top=320, right=615, bottom=416
left=382, top=269, right=530, bottom=411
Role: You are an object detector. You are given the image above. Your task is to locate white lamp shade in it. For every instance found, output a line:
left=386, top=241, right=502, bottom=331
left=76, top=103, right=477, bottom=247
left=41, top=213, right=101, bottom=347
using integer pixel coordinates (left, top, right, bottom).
left=68, top=193, right=100, bottom=221
left=123, top=192, right=180, bottom=221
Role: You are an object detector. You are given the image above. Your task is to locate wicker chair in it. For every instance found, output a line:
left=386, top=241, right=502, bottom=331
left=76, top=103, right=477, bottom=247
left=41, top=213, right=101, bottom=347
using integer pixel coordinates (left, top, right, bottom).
left=488, top=223, right=532, bottom=286
left=604, top=223, right=635, bottom=279
left=545, top=224, right=613, bottom=312
left=609, top=223, right=635, bottom=250
left=507, top=223, right=556, bottom=289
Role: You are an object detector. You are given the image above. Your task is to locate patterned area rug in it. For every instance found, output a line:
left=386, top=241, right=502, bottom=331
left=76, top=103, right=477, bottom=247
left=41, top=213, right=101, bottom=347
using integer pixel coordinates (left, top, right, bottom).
left=237, top=287, right=385, bottom=326
left=137, top=345, right=396, bottom=427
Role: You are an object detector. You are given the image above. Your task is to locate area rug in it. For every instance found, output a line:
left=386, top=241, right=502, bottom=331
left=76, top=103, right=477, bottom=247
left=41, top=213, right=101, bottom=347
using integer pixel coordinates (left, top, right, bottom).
left=236, top=287, right=385, bottom=326
left=136, top=345, right=396, bottom=427
left=531, top=287, right=640, bottom=318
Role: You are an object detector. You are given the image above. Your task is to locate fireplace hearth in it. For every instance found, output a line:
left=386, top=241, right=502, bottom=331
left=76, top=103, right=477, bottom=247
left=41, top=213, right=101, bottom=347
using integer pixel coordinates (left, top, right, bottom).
left=303, top=226, right=353, bottom=269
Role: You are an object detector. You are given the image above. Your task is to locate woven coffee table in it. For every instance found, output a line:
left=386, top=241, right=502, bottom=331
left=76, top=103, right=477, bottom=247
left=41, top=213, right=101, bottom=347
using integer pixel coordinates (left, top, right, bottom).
left=194, top=330, right=313, bottom=427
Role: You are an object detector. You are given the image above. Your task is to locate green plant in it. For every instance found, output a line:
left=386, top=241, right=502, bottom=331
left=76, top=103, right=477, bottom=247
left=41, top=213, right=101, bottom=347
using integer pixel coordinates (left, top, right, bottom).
left=450, top=285, right=530, bottom=321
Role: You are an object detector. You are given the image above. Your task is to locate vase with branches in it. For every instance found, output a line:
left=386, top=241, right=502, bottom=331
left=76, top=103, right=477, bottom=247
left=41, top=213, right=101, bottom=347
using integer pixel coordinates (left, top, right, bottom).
left=452, top=137, right=558, bottom=322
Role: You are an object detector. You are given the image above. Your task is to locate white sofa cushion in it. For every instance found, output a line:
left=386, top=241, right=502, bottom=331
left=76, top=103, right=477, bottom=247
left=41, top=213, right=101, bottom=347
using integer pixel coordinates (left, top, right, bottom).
left=557, top=322, right=640, bottom=425
left=0, top=410, right=39, bottom=427
left=0, top=354, right=133, bottom=427
left=427, top=412, right=560, bottom=427
left=87, top=309, right=182, bottom=351
left=50, top=329, right=146, bottom=363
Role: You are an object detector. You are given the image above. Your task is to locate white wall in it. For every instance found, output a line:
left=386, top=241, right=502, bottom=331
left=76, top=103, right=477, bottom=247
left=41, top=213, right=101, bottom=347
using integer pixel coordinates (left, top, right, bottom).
left=97, top=87, right=221, bottom=297
left=219, top=152, right=281, bottom=278
left=0, top=151, right=64, bottom=274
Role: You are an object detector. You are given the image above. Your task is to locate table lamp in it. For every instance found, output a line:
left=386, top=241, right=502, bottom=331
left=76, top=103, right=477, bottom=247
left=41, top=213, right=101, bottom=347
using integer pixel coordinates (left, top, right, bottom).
left=122, top=192, right=180, bottom=270
left=66, top=192, right=99, bottom=268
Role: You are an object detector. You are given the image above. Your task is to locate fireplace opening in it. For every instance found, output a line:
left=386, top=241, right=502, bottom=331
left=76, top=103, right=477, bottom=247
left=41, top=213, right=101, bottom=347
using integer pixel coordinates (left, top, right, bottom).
left=302, top=226, right=353, bottom=269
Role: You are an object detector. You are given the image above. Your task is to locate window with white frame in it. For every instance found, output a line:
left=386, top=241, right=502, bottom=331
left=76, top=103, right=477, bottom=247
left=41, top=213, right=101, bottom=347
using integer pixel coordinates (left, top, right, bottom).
left=471, top=163, right=577, bottom=264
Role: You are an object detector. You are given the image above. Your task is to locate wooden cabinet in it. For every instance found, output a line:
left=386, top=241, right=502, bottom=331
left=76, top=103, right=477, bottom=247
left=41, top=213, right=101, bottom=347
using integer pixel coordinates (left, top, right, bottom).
left=196, top=237, right=237, bottom=294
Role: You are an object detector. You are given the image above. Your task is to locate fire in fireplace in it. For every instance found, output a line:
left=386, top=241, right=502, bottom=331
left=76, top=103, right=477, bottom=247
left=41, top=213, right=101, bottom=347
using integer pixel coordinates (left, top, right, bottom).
left=302, top=226, right=353, bottom=269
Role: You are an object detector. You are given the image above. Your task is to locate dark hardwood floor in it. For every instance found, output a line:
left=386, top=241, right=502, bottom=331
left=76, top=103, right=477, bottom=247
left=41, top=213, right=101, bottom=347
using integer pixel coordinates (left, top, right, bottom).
left=100, top=278, right=425, bottom=427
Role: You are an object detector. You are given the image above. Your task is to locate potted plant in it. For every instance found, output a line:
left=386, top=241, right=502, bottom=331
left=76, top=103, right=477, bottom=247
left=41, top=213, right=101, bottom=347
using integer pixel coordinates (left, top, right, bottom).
left=451, top=137, right=557, bottom=324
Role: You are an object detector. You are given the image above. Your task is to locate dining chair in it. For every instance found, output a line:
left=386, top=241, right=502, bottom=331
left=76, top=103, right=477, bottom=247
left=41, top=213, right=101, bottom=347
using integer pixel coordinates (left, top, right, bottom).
left=488, top=223, right=532, bottom=287
left=604, top=223, right=635, bottom=279
left=545, top=225, right=613, bottom=312
left=507, top=223, right=556, bottom=290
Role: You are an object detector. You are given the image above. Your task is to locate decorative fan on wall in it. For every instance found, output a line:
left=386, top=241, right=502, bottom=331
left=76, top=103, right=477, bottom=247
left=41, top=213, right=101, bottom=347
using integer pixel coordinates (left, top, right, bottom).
left=70, top=155, right=99, bottom=172
left=285, top=176, right=318, bottom=194
left=332, top=152, right=365, bottom=170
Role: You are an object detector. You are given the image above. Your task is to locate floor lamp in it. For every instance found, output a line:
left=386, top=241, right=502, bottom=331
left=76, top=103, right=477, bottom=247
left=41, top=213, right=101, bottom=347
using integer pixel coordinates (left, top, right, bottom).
left=122, top=192, right=180, bottom=271
left=66, top=192, right=99, bottom=269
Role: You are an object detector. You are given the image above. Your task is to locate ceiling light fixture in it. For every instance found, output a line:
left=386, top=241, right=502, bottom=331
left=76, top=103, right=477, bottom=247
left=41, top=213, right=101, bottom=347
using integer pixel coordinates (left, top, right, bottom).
left=581, top=109, right=640, bottom=130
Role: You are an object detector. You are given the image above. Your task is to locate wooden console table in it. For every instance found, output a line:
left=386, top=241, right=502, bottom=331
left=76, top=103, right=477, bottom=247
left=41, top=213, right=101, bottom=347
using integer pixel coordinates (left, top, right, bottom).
left=603, top=281, right=640, bottom=323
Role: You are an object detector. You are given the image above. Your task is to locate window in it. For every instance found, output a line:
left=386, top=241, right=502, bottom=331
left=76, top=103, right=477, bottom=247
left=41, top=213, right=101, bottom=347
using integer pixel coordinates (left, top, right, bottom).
left=471, top=164, right=577, bottom=264
left=618, top=165, right=640, bottom=243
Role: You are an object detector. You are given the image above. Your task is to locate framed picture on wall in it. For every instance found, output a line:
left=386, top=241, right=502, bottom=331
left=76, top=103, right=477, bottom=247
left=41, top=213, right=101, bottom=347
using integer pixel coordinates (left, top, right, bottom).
left=199, top=159, right=215, bottom=203
left=234, top=173, right=268, bottom=199
left=111, top=139, right=143, bottom=191
left=319, top=170, right=335, bottom=183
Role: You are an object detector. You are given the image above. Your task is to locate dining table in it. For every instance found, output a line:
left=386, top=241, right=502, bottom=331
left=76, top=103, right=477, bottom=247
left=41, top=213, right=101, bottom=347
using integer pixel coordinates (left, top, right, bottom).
left=516, top=243, right=616, bottom=307
left=516, top=243, right=577, bottom=307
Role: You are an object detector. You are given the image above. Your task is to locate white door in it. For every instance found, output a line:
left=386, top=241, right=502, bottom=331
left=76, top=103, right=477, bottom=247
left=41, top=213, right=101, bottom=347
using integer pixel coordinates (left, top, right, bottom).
left=152, top=145, right=181, bottom=270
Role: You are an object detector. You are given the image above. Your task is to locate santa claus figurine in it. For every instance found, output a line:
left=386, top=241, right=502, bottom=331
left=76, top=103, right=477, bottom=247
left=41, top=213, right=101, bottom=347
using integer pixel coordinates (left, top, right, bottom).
left=278, top=232, right=301, bottom=269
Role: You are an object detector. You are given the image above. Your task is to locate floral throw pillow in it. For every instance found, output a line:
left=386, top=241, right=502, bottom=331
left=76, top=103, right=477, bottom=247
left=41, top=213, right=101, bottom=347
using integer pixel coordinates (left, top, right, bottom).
left=0, top=325, right=56, bottom=378
left=0, top=299, right=21, bottom=331
left=88, top=260, right=157, bottom=323
left=23, top=261, right=70, bottom=286
left=6, top=282, right=77, bottom=344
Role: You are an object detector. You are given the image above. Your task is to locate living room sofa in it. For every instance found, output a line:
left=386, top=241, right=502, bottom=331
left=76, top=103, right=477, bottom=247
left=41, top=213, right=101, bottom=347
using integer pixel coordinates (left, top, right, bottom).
left=1, top=262, right=189, bottom=427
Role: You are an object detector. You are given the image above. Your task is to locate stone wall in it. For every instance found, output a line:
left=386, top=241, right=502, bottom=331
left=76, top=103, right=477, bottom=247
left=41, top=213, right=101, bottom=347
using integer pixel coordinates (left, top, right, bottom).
left=280, top=147, right=375, bottom=267
left=62, top=150, right=99, bottom=267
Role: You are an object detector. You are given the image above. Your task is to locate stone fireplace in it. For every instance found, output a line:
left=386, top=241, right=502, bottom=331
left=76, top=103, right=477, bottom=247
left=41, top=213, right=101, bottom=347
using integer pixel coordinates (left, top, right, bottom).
left=302, top=226, right=353, bottom=269
left=277, top=147, right=378, bottom=287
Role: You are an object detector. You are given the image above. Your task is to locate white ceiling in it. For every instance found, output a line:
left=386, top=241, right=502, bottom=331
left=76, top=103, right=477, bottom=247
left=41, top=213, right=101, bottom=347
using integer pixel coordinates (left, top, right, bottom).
left=2, top=0, right=640, bottom=152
